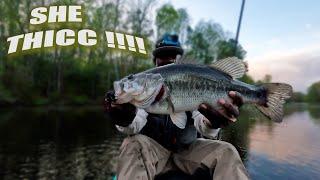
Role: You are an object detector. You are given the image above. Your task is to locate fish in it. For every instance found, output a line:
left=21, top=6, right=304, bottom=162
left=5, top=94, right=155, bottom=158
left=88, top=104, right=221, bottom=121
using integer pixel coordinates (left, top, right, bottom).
left=112, top=57, right=292, bottom=128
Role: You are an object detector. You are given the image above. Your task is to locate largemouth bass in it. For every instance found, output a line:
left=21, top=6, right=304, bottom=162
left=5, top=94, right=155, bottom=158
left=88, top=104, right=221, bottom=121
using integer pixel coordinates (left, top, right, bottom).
left=112, top=57, right=292, bottom=128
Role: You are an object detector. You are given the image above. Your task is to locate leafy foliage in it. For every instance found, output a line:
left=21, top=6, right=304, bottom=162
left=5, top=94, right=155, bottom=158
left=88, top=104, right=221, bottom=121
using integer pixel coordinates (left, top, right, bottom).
left=217, top=39, right=246, bottom=60
left=306, top=81, right=320, bottom=103
left=0, top=0, right=250, bottom=106
left=290, top=92, right=306, bottom=103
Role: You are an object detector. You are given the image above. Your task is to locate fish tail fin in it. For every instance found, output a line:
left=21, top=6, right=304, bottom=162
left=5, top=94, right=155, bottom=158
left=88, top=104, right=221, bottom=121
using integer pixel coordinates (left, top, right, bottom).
left=255, top=83, right=292, bottom=122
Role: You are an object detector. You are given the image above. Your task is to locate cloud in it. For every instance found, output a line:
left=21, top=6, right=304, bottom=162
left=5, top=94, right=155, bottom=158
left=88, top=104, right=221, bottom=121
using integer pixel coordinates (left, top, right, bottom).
left=246, top=44, right=320, bottom=92
left=305, top=23, right=312, bottom=30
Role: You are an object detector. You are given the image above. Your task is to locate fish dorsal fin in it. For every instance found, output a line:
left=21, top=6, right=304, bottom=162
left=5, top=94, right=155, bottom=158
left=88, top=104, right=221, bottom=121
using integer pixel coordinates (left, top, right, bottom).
left=210, top=57, right=246, bottom=79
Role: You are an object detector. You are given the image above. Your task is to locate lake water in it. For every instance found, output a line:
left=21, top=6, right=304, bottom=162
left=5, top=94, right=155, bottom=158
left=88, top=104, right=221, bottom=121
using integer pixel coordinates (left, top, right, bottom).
left=0, top=103, right=320, bottom=179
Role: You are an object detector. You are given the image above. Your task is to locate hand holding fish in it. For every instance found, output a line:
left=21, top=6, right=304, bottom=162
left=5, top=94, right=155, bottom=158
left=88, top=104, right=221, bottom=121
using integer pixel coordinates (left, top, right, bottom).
left=198, top=91, right=243, bottom=129
left=104, top=90, right=137, bottom=127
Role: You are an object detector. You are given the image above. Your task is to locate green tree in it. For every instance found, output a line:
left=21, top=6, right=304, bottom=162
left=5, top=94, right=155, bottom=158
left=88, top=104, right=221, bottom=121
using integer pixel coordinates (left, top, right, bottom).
left=290, top=92, right=306, bottom=102
left=306, top=81, right=320, bottom=103
left=156, top=4, right=180, bottom=38
left=155, top=3, right=190, bottom=41
left=216, top=39, right=246, bottom=60
left=0, top=0, right=249, bottom=106
left=127, top=0, right=155, bottom=36
left=185, top=21, right=224, bottom=64
left=239, top=74, right=255, bottom=84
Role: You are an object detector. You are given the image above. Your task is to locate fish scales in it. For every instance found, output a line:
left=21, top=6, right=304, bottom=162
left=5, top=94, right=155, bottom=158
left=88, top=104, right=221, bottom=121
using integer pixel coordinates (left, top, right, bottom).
left=147, top=65, right=254, bottom=113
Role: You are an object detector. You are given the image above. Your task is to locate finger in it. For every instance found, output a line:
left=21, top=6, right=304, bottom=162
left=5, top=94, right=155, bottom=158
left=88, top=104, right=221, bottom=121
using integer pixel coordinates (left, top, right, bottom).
left=217, top=99, right=239, bottom=118
left=222, top=101, right=240, bottom=118
left=206, top=108, right=227, bottom=128
left=229, top=117, right=237, bottom=122
left=198, top=102, right=237, bottom=128
left=216, top=109, right=235, bottom=126
left=199, top=104, right=208, bottom=110
left=228, top=91, right=243, bottom=107
left=229, top=91, right=236, bottom=97
left=202, top=98, right=230, bottom=119
left=218, top=98, right=225, bottom=105
left=218, top=99, right=237, bottom=117
left=198, top=103, right=219, bottom=118
left=106, top=102, right=119, bottom=110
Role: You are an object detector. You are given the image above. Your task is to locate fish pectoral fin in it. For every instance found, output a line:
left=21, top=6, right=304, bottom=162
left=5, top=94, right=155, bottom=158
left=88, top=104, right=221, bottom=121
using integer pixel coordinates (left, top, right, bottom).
left=170, top=112, right=187, bottom=129
left=210, top=57, right=246, bottom=79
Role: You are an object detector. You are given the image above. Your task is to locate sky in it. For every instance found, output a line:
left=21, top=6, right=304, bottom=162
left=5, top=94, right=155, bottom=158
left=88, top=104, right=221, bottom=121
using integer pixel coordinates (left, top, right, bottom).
left=162, top=0, right=320, bottom=93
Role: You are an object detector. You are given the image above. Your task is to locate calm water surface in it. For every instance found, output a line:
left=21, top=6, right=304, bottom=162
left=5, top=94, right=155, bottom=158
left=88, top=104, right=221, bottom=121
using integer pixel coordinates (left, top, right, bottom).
left=0, top=103, right=320, bottom=179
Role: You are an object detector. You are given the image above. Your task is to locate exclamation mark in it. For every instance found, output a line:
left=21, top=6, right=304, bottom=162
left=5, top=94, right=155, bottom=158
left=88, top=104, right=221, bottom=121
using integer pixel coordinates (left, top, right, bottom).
left=116, top=33, right=126, bottom=49
left=135, top=37, right=146, bottom=54
left=105, top=31, right=115, bottom=48
left=125, top=35, right=136, bottom=52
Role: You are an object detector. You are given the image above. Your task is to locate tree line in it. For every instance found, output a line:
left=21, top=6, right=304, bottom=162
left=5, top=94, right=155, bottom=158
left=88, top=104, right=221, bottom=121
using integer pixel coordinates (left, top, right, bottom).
left=290, top=82, right=320, bottom=103
left=252, top=74, right=320, bottom=103
left=0, top=0, right=247, bottom=106
left=1, top=0, right=316, bottom=106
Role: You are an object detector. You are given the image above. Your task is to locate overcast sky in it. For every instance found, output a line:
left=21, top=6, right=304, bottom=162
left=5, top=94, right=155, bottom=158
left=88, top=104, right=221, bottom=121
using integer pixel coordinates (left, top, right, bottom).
left=163, top=0, right=320, bottom=93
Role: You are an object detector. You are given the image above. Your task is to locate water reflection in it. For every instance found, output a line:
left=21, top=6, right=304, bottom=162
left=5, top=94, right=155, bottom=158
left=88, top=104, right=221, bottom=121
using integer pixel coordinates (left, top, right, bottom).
left=222, top=103, right=320, bottom=179
left=0, top=107, right=122, bottom=179
left=0, top=104, right=320, bottom=179
left=249, top=111, right=320, bottom=162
